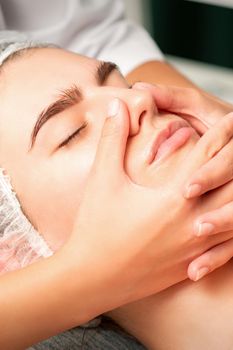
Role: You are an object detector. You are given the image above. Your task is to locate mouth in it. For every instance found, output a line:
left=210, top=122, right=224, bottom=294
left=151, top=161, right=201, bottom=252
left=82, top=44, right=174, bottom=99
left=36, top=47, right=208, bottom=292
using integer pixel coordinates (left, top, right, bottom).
left=147, top=120, right=195, bottom=165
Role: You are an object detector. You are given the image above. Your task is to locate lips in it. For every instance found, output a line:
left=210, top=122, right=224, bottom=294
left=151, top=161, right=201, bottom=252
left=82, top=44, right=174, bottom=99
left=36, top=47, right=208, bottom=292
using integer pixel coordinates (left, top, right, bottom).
left=147, top=120, right=194, bottom=165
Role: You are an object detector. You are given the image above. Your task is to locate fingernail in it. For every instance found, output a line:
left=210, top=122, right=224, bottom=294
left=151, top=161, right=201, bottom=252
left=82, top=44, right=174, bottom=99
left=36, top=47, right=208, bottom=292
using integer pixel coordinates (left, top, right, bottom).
left=196, top=222, right=215, bottom=237
left=108, top=98, right=120, bottom=117
left=185, top=184, right=202, bottom=198
left=194, top=267, right=210, bottom=281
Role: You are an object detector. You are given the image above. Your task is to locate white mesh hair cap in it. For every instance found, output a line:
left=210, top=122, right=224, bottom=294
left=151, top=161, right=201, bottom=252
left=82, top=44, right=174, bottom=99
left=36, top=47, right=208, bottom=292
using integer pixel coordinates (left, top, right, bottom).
left=0, top=31, right=54, bottom=274
left=0, top=30, right=56, bottom=65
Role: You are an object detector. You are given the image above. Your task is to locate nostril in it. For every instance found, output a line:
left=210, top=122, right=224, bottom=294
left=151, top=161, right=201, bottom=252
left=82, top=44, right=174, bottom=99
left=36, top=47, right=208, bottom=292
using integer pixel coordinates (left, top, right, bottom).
left=139, top=111, right=146, bottom=126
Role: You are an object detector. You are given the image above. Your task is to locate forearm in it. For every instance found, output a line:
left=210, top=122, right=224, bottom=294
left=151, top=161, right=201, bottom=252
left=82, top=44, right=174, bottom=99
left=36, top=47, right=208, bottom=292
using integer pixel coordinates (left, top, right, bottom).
left=0, top=252, right=84, bottom=348
left=0, top=246, right=120, bottom=349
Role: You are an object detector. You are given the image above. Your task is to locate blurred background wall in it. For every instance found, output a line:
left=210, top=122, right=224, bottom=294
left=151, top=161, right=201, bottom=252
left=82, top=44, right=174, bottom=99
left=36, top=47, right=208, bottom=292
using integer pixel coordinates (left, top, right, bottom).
left=125, top=0, right=233, bottom=103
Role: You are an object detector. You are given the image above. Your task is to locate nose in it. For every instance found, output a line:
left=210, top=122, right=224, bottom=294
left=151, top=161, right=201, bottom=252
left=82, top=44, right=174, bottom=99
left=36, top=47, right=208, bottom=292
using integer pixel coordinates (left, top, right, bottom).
left=118, top=87, right=157, bottom=136
left=88, top=85, right=157, bottom=137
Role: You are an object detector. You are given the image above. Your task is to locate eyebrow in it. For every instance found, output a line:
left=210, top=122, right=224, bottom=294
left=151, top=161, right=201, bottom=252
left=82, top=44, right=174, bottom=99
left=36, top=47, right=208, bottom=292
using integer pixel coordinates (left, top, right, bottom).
left=29, top=61, right=119, bottom=151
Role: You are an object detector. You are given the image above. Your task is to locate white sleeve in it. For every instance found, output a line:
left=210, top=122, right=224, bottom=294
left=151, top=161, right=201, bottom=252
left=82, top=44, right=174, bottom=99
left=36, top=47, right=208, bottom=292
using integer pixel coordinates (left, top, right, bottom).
left=65, top=0, right=164, bottom=75
left=0, top=0, right=164, bottom=75
left=95, top=18, right=164, bottom=76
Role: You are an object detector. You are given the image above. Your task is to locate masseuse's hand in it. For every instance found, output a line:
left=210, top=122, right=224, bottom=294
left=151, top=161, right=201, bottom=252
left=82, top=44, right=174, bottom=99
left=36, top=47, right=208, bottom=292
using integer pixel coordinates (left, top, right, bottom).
left=63, top=99, right=233, bottom=319
left=177, top=110, right=233, bottom=281
left=133, top=82, right=233, bottom=280
left=133, top=82, right=233, bottom=194
left=133, top=82, right=232, bottom=134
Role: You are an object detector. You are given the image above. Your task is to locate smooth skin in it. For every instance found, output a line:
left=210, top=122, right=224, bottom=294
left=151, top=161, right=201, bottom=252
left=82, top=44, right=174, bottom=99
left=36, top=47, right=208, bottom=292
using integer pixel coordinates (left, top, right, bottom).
left=0, top=50, right=233, bottom=349
left=137, top=82, right=233, bottom=279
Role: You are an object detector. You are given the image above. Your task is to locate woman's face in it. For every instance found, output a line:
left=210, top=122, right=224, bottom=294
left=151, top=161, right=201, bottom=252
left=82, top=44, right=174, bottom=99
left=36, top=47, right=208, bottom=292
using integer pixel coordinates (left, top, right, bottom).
left=0, top=48, right=199, bottom=250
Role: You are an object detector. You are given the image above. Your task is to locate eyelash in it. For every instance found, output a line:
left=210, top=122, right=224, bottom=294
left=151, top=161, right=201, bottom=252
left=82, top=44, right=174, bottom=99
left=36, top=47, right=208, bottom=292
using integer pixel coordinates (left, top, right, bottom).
left=58, top=83, right=131, bottom=149
left=59, top=121, right=88, bottom=148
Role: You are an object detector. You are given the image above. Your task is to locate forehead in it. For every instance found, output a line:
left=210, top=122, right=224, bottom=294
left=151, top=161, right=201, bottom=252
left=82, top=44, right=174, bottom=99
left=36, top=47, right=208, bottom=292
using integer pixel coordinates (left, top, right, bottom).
left=0, top=48, right=99, bottom=150
left=1, top=47, right=98, bottom=100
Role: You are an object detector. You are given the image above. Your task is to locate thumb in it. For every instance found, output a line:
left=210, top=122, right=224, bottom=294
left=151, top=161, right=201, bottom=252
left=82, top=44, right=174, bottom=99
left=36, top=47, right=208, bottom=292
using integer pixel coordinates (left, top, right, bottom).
left=92, top=98, right=129, bottom=183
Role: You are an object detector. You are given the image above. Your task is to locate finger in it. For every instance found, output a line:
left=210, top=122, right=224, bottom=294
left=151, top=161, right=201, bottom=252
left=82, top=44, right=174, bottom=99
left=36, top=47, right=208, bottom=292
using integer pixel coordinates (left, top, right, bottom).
left=193, top=202, right=233, bottom=237
left=92, top=98, right=129, bottom=182
left=133, top=82, right=201, bottom=116
left=183, top=112, right=233, bottom=196
left=184, top=137, right=233, bottom=197
left=133, top=83, right=233, bottom=135
left=187, top=238, right=233, bottom=281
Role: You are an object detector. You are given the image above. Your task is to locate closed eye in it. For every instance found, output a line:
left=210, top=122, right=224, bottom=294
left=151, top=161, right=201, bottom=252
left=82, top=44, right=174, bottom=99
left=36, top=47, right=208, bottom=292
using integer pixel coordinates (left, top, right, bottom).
left=58, top=121, right=88, bottom=148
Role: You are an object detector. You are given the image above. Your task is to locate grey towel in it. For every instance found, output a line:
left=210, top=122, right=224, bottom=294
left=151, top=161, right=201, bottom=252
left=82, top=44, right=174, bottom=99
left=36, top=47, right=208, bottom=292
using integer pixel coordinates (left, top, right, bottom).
left=28, top=317, right=146, bottom=350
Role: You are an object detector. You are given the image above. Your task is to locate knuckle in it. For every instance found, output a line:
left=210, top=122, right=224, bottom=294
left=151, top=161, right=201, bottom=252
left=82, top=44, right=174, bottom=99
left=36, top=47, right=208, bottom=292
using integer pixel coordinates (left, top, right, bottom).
left=203, top=120, right=233, bottom=159
left=203, top=142, right=218, bottom=159
left=203, top=137, right=225, bottom=159
left=196, top=172, right=212, bottom=190
left=220, top=116, right=233, bottom=138
left=221, top=152, right=233, bottom=170
left=101, top=121, right=118, bottom=138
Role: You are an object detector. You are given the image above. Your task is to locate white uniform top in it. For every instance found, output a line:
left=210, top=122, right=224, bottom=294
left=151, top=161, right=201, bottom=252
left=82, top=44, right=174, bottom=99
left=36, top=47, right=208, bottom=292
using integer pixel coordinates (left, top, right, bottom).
left=0, top=0, right=164, bottom=75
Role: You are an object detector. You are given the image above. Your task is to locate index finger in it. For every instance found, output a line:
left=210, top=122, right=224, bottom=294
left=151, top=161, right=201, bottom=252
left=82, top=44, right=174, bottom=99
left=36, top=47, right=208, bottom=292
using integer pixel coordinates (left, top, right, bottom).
left=182, top=112, right=233, bottom=195
left=133, top=83, right=203, bottom=118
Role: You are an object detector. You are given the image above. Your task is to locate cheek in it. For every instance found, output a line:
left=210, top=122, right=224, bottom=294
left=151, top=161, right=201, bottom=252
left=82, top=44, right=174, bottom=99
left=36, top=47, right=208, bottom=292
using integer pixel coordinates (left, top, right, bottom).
left=125, top=138, right=147, bottom=185
left=41, top=150, right=95, bottom=251
left=17, top=147, right=96, bottom=252
left=124, top=134, right=198, bottom=189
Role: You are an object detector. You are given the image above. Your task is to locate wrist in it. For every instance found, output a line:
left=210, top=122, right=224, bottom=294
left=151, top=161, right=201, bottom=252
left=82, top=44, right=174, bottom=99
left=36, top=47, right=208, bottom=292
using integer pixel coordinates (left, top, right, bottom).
left=58, top=241, right=132, bottom=321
